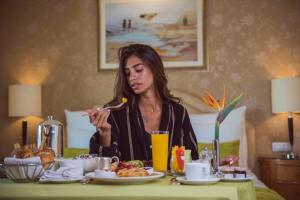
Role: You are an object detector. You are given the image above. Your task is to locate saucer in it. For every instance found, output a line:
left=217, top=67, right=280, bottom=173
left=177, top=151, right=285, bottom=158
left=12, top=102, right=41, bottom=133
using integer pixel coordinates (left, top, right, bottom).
left=176, top=176, right=220, bottom=185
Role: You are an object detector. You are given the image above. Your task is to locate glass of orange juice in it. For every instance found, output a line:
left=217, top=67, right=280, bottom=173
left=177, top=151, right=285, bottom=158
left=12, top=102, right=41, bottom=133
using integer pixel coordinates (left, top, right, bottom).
left=151, top=131, right=169, bottom=172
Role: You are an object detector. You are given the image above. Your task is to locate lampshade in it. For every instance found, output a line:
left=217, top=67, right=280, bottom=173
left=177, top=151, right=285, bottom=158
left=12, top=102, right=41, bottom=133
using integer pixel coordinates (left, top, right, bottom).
left=9, top=84, right=42, bottom=117
left=271, top=77, right=300, bottom=113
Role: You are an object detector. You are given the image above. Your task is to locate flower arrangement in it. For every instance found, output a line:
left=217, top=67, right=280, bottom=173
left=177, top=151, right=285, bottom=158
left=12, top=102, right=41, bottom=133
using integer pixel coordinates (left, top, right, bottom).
left=199, top=87, right=242, bottom=140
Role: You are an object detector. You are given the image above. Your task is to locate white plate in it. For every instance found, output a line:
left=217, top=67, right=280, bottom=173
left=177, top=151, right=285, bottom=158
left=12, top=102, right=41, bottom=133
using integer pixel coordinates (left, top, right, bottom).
left=221, top=175, right=253, bottom=182
left=39, top=177, right=84, bottom=184
left=176, top=176, right=220, bottom=185
left=85, top=171, right=164, bottom=184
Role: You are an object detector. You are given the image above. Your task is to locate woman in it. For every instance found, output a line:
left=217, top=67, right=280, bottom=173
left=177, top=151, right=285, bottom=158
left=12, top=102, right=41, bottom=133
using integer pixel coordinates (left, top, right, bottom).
left=87, top=43, right=198, bottom=162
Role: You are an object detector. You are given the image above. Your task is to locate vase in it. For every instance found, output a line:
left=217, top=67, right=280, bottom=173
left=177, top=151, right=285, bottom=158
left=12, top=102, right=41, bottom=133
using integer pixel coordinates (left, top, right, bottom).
left=212, top=138, right=221, bottom=175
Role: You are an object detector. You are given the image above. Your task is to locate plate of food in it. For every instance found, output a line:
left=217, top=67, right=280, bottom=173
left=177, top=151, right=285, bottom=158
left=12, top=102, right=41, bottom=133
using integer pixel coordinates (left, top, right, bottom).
left=85, top=171, right=164, bottom=184
left=85, top=160, right=164, bottom=184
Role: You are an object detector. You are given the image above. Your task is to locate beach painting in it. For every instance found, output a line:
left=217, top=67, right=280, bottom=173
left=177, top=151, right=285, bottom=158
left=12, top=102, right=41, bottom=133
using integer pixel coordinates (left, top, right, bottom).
left=99, top=0, right=205, bottom=70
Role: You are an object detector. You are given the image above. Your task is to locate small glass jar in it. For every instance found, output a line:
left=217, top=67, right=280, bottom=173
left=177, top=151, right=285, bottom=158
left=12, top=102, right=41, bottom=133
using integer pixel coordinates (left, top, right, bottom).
left=170, top=148, right=192, bottom=176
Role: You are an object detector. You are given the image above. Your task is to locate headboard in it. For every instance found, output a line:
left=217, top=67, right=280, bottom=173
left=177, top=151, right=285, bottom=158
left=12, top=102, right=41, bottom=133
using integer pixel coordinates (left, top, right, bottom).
left=171, top=88, right=256, bottom=172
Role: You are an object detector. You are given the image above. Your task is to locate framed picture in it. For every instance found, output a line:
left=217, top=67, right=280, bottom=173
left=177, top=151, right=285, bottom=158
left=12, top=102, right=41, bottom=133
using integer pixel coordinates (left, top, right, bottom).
left=98, top=0, right=206, bottom=70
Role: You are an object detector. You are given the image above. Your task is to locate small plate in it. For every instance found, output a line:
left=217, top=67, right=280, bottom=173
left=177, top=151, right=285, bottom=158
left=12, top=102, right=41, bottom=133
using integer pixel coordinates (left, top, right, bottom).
left=39, top=177, right=84, bottom=184
left=176, top=176, right=220, bottom=185
left=85, top=171, right=164, bottom=184
left=221, top=175, right=253, bottom=182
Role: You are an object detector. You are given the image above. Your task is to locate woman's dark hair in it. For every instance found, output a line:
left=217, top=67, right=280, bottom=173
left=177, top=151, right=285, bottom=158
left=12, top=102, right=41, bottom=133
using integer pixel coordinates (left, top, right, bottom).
left=108, top=43, right=180, bottom=106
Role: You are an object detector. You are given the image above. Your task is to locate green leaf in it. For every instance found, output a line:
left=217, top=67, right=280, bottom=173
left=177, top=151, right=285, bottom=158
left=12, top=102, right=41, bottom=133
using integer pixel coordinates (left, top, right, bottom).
left=215, top=121, right=220, bottom=140
left=216, top=94, right=243, bottom=125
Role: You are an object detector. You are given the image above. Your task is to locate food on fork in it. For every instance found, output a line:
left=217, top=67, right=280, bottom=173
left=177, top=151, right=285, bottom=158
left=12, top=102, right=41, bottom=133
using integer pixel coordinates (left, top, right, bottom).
left=121, top=97, right=128, bottom=103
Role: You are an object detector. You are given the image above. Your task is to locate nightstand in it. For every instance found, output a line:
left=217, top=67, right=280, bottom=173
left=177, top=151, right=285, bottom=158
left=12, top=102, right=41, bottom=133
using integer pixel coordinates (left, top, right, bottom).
left=259, top=157, right=300, bottom=200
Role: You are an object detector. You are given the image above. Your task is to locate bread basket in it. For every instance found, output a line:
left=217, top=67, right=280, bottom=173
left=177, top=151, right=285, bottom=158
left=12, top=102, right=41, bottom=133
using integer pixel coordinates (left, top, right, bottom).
left=0, top=162, right=53, bottom=183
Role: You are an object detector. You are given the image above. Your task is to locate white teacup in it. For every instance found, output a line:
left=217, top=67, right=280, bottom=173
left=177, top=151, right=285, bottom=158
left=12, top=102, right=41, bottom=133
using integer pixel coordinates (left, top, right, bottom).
left=185, top=162, right=211, bottom=180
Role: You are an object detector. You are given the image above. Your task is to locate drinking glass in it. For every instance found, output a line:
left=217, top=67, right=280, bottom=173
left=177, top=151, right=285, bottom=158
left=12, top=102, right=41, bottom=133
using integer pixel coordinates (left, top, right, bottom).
left=151, top=131, right=169, bottom=172
left=170, top=148, right=192, bottom=176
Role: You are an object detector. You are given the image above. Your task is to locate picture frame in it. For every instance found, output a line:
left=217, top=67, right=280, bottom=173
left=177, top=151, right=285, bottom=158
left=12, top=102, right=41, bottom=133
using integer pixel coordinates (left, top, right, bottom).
left=98, top=0, right=207, bottom=70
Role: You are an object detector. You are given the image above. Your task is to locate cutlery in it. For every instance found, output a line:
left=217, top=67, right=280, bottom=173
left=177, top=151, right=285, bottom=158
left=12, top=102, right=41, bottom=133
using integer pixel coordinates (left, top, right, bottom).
left=82, top=97, right=127, bottom=117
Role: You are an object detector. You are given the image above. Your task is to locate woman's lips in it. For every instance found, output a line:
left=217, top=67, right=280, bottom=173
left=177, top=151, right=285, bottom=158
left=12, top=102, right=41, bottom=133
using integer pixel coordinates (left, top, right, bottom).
left=131, top=83, right=141, bottom=90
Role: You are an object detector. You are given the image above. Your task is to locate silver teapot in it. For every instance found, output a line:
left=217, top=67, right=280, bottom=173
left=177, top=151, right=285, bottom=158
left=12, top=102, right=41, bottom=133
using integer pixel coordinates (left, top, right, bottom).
left=37, top=116, right=64, bottom=157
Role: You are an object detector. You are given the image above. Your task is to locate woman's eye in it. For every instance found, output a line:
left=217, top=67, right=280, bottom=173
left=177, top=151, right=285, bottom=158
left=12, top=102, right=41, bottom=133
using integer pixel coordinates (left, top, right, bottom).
left=135, top=65, right=144, bottom=72
left=125, top=71, right=130, bottom=76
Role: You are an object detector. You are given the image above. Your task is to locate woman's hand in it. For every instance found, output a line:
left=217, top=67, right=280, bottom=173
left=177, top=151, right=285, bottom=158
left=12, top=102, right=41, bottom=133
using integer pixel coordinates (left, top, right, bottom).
left=85, top=108, right=112, bottom=146
left=86, top=108, right=111, bottom=132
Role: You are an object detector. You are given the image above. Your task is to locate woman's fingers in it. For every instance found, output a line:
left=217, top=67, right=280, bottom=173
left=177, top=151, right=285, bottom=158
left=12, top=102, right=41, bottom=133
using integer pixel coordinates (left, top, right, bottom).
left=86, top=109, right=99, bottom=123
left=94, top=110, right=103, bottom=127
left=86, top=108, right=111, bottom=131
left=97, top=110, right=110, bottom=129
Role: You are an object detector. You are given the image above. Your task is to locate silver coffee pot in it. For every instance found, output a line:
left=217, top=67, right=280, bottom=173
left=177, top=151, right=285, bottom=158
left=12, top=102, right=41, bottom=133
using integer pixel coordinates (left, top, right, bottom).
left=37, top=116, right=64, bottom=157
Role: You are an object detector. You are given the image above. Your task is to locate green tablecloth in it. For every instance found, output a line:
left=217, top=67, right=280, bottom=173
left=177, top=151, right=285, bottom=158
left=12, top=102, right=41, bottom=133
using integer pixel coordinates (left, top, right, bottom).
left=0, top=177, right=256, bottom=200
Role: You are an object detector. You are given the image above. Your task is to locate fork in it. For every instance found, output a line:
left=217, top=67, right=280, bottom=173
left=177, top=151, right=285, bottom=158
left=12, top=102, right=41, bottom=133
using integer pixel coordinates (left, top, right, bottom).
left=81, top=101, right=126, bottom=117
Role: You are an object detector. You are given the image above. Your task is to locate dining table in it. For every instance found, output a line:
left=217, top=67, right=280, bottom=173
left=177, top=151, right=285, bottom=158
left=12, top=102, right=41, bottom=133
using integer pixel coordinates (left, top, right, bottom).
left=0, top=175, right=256, bottom=200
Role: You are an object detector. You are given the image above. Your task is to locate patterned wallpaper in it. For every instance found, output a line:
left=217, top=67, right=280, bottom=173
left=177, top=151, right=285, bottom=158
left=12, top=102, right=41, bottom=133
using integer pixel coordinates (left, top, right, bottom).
left=0, top=0, right=300, bottom=172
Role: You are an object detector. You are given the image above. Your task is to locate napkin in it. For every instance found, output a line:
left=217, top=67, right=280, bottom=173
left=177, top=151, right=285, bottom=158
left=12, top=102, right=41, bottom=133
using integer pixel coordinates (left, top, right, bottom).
left=4, top=157, right=43, bottom=179
left=40, top=166, right=83, bottom=181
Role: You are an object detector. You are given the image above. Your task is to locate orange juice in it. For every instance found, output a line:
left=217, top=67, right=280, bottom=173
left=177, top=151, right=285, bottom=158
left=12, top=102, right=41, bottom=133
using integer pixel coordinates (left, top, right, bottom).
left=151, top=132, right=169, bottom=172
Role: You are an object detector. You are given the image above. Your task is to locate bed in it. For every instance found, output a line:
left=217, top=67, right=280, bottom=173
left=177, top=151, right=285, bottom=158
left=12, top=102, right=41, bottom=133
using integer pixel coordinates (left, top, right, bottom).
left=64, top=89, right=284, bottom=200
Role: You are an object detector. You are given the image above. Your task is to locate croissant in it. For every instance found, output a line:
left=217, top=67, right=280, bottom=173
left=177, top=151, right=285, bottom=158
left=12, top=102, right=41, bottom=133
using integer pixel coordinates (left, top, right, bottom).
left=10, top=143, right=55, bottom=169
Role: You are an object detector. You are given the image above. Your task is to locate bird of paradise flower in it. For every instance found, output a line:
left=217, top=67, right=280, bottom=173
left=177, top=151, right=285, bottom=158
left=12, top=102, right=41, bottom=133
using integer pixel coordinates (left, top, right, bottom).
left=199, top=86, right=243, bottom=140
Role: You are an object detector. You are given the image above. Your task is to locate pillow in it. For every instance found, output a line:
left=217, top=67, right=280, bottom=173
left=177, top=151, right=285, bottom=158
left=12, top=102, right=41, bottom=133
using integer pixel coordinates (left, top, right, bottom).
left=190, top=106, right=247, bottom=168
left=64, top=148, right=89, bottom=158
left=198, top=140, right=240, bottom=165
left=65, top=109, right=96, bottom=148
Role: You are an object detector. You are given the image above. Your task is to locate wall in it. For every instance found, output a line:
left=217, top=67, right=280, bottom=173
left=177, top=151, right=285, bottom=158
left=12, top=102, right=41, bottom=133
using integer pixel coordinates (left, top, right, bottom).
left=0, top=0, right=300, bottom=172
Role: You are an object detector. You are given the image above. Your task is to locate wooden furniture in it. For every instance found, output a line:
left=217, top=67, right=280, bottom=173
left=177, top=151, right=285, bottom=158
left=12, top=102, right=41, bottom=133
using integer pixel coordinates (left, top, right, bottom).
left=259, top=157, right=300, bottom=200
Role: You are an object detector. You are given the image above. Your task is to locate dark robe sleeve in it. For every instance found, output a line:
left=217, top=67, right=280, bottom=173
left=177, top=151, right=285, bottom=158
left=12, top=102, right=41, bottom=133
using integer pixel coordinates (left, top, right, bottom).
left=89, top=113, right=121, bottom=158
left=182, top=109, right=199, bottom=160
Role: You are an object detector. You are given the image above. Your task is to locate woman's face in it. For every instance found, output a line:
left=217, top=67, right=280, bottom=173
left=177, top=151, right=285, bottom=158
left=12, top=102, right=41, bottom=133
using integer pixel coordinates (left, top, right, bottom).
left=124, top=55, right=155, bottom=94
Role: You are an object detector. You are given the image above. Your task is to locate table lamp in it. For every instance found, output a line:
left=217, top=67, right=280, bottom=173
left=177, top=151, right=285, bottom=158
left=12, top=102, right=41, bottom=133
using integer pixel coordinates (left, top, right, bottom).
left=9, top=84, right=42, bottom=146
left=271, top=77, right=300, bottom=157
